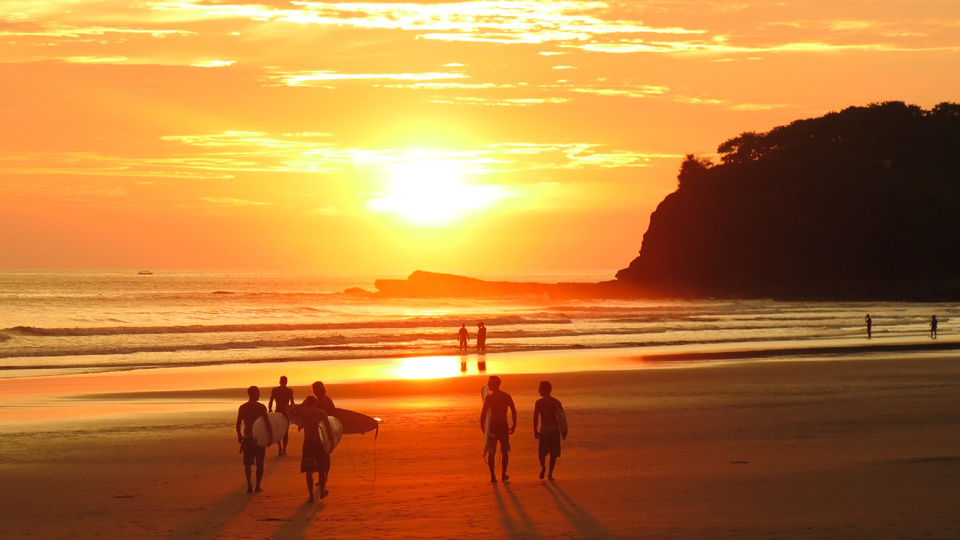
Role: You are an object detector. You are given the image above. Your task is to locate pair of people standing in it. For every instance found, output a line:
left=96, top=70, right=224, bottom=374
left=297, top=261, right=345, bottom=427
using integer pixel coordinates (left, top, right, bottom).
left=458, top=322, right=487, bottom=352
left=479, top=376, right=566, bottom=483
left=236, top=378, right=336, bottom=502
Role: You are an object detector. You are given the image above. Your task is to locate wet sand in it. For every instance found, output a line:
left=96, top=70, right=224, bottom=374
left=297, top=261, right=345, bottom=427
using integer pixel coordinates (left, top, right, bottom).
left=2, top=352, right=960, bottom=539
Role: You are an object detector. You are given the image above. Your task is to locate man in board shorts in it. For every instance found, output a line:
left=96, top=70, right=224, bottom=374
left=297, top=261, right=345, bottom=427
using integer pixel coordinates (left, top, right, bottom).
left=480, top=375, right=517, bottom=483
left=236, top=386, right=271, bottom=493
left=288, top=395, right=334, bottom=502
left=533, top=380, right=566, bottom=481
left=268, top=376, right=295, bottom=456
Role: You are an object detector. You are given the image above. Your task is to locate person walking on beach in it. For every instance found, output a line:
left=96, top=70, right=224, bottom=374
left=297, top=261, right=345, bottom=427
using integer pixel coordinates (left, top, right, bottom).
left=931, top=315, right=938, bottom=339
left=480, top=375, right=516, bottom=483
left=236, top=386, right=271, bottom=494
left=477, top=322, right=487, bottom=352
left=533, top=380, right=565, bottom=481
left=268, top=376, right=295, bottom=456
left=458, top=323, right=469, bottom=351
left=288, top=395, right=335, bottom=501
left=865, top=314, right=872, bottom=339
left=311, top=381, right=336, bottom=413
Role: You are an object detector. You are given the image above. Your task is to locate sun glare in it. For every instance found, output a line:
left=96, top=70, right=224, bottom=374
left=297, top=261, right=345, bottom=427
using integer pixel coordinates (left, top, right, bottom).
left=395, top=356, right=464, bottom=379
left=369, top=161, right=507, bottom=225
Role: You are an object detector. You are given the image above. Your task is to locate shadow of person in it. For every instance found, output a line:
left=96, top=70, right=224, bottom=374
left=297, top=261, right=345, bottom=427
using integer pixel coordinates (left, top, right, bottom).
left=543, top=482, right=611, bottom=539
left=492, top=483, right=541, bottom=539
left=166, top=458, right=283, bottom=540
left=267, top=500, right=323, bottom=540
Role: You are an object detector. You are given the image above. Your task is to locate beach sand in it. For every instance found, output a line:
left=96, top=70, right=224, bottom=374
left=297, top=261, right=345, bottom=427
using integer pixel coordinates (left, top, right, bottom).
left=2, top=353, right=959, bottom=539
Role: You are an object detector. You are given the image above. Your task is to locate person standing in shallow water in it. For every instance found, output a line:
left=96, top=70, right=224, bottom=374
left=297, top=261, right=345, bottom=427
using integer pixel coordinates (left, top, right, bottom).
left=865, top=314, right=872, bottom=339
left=477, top=322, right=487, bottom=352
left=236, top=386, right=271, bottom=494
left=268, top=376, right=295, bottom=456
left=533, top=380, right=565, bottom=481
left=480, top=375, right=517, bottom=483
left=458, top=323, right=469, bottom=351
left=931, top=315, right=938, bottom=339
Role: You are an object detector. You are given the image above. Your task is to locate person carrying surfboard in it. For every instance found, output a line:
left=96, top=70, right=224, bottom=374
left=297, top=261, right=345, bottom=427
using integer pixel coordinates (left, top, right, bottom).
left=268, top=376, right=295, bottom=456
left=288, top=395, right=335, bottom=502
left=236, top=386, right=272, bottom=494
left=533, top=380, right=566, bottom=481
left=480, top=375, right=517, bottom=483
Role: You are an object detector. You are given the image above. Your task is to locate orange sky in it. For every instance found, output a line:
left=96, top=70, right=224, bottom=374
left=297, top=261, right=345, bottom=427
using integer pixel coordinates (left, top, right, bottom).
left=1, top=0, right=958, bottom=274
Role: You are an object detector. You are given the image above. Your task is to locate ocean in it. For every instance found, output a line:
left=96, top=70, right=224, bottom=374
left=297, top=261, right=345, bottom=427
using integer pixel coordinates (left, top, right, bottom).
left=1, top=270, right=957, bottom=379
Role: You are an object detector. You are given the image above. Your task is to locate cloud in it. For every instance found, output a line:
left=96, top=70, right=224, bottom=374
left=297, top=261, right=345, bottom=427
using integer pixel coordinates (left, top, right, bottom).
left=198, top=197, right=271, bottom=206
left=271, top=71, right=469, bottom=87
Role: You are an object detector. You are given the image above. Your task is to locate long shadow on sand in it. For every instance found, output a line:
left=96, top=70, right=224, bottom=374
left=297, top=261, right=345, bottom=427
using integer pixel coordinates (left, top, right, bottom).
left=492, top=483, right=541, bottom=540
left=543, top=482, right=612, bottom=539
left=165, top=458, right=283, bottom=540
left=267, top=501, right=323, bottom=540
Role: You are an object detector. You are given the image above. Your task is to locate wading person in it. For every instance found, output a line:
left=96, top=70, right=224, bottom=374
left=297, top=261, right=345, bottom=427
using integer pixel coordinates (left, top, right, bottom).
left=288, top=395, right=334, bottom=501
left=931, top=315, right=938, bottom=339
left=865, top=314, right=872, bottom=339
left=477, top=321, right=487, bottom=352
left=480, top=375, right=516, bottom=483
left=533, top=380, right=566, bottom=481
left=458, top=323, right=469, bottom=351
left=236, top=386, right=271, bottom=493
left=268, top=375, right=295, bottom=456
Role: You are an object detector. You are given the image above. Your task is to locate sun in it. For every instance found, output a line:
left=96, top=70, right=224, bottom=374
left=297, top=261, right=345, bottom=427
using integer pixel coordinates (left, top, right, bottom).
left=368, top=160, right=507, bottom=225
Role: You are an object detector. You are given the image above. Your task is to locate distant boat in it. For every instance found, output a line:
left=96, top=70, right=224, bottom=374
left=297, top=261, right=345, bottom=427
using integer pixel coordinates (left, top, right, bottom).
left=137, top=270, right=153, bottom=275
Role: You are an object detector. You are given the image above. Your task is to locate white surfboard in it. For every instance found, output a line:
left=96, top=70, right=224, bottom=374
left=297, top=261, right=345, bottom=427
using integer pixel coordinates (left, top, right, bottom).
left=320, top=416, right=344, bottom=454
left=481, top=385, right=491, bottom=457
left=252, top=412, right=289, bottom=448
left=557, top=409, right=568, bottom=438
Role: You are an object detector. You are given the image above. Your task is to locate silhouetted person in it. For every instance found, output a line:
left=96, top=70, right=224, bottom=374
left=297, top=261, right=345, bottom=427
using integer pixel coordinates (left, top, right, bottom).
left=931, top=315, right=938, bottom=339
left=865, top=314, right=872, bottom=339
left=288, top=395, right=335, bottom=501
left=236, top=386, right=271, bottom=493
left=480, top=375, right=516, bottom=483
left=268, top=375, right=295, bottom=456
left=533, top=380, right=565, bottom=481
left=311, top=381, right=336, bottom=413
left=458, top=323, right=469, bottom=351
left=477, top=321, right=487, bottom=352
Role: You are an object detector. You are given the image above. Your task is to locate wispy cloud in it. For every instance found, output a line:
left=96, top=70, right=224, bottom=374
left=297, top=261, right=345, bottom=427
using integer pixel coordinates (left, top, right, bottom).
left=272, top=71, right=469, bottom=87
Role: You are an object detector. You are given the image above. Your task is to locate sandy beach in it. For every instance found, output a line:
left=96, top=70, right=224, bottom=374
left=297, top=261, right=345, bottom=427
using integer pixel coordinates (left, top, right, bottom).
left=1, top=346, right=959, bottom=540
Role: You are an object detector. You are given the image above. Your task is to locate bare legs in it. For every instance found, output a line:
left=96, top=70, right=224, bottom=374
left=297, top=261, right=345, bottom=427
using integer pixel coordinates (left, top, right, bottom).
left=245, top=465, right=263, bottom=493
left=488, top=449, right=510, bottom=482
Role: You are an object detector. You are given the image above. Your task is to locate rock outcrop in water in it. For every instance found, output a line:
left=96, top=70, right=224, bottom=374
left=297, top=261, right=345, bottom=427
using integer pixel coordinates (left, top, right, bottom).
left=373, top=271, right=629, bottom=299
left=616, top=101, right=960, bottom=300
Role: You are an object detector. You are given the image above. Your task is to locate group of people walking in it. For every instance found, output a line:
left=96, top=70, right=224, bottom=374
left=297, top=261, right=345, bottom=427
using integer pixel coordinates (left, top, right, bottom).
left=236, top=377, right=337, bottom=502
left=236, top=374, right=568, bottom=502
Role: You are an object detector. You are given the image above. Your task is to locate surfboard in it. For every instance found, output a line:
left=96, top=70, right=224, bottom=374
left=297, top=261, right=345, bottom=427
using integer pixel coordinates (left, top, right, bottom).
left=332, top=408, right=380, bottom=437
left=252, top=412, right=289, bottom=448
left=481, top=385, right=491, bottom=457
left=557, top=409, right=568, bottom=438
left=320, top=416, right=344, bottom=454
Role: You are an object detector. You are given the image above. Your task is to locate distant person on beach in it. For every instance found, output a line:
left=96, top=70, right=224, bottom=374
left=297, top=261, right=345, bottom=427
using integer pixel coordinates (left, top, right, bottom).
left=931, top=315, right=938, bottom=339
left=477, top=322, right=487, bottom=352
left=288, top=395, right=335, bottom=501
left=458, top=323, right=469, bottom=351
left=268, top=376, right=295, bottom=456
left=865, top=314, right=872, bottom=339
left=480, top=375, right=517, bottom=483
left=533, top=381, right=565, bottom=481
left=236, top=386, right=271, bottom=494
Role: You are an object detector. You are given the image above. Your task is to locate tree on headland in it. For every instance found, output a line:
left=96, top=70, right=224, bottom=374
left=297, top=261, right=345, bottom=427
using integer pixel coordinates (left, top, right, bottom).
left=617, top=101, right=960, bottom=300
